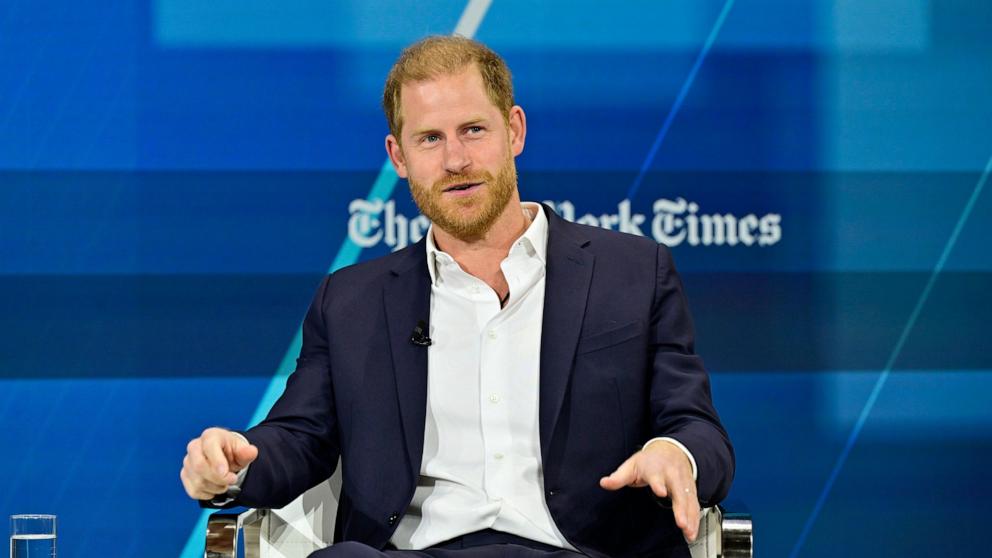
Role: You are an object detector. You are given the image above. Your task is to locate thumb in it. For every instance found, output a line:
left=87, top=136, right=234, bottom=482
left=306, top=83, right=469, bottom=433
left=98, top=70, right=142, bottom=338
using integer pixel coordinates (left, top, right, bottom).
left=232, top=443, right=259, bottom=470
left=600, top=455, right=639, bottom=491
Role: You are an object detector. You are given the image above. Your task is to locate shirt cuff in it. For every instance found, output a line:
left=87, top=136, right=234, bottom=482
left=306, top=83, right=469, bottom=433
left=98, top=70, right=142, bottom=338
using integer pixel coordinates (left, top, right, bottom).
left=643, top=437, right=698, bottom=481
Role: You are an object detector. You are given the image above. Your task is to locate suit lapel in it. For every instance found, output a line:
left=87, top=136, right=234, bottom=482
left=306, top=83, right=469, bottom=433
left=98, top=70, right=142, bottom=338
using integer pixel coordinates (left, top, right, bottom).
left=539, top=207, right=594, bottom=463
left=383, top=241, right=432, bottom=480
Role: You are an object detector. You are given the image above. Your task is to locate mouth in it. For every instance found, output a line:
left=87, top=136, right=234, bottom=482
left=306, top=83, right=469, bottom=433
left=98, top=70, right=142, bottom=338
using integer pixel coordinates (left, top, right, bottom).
left=442, top=182, right=483, bottom=195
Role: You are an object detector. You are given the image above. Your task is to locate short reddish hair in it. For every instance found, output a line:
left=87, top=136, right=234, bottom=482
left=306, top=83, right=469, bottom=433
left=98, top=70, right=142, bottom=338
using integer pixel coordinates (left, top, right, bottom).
left=383, top=35, right=514, bottom=138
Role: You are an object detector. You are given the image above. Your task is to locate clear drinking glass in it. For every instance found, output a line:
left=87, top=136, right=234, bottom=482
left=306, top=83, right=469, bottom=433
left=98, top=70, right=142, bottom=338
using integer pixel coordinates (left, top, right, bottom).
left=9, top=515, right=56, bottom=558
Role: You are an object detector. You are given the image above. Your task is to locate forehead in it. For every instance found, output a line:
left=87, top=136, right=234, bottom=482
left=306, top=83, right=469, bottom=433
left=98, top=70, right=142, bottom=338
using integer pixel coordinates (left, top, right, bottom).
left=398, top=65, right=500, bottom=133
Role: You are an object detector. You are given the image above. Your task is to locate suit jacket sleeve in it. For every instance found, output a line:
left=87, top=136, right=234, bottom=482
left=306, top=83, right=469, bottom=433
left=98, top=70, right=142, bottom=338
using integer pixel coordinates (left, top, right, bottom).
left=235, top=275, right=341, bottom=509
left=649, top=244, right=735, bottom=507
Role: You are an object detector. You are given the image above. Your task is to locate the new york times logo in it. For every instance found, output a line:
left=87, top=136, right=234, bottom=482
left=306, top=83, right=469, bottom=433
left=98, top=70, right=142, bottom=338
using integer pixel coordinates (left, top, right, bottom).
left=348, top=198, right=782, bottom=251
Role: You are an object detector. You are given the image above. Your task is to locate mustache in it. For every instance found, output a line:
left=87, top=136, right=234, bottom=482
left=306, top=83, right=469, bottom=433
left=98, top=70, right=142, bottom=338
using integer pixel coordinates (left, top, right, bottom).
left=433, top=171, right=494, bottom=191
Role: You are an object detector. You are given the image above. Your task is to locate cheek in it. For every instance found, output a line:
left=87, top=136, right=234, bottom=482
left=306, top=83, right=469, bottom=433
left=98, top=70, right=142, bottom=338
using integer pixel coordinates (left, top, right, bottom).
left=477, top=138, right=511, bottom=164
left=405, top=153, right=443, bottom=180
left=407, top=166, right=444, bottom=193
left=407, top=168, right=436, bottom=189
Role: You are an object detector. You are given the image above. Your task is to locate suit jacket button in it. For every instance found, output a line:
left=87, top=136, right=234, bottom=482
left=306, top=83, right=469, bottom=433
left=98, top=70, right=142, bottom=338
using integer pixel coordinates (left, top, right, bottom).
left=546, top=490, right=555, bottom=497
left=387, top=514, right=399, bottom=525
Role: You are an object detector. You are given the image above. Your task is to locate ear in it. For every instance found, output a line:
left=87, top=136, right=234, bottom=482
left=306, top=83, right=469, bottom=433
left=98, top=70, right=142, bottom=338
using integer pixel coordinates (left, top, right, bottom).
left=385, top=134, right=408, bottom=178
left=507, top=105, right=527, bottom=157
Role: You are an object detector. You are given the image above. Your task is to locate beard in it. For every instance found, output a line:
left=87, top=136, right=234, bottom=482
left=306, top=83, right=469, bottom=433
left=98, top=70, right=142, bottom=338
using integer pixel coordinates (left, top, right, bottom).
left=409, top=154, right=517, bottom=242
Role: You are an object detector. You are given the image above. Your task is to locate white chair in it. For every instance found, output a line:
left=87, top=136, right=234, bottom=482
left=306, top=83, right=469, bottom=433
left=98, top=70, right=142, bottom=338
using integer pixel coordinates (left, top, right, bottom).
left=204, top=466, right=752, bottom=558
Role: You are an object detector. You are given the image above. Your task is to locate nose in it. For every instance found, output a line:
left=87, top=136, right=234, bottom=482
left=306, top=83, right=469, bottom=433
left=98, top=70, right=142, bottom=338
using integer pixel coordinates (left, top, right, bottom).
left=442, top=137, right=471, bottom=175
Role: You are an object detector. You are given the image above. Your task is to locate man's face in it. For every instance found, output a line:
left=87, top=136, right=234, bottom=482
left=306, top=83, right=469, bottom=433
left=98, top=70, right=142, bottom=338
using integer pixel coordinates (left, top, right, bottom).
left=385, top=65, right=526, bottom=241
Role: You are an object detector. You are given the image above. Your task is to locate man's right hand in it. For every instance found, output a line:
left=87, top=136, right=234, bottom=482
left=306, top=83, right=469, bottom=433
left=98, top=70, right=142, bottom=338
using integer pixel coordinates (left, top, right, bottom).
left=180, top=427, right=259, bottom=501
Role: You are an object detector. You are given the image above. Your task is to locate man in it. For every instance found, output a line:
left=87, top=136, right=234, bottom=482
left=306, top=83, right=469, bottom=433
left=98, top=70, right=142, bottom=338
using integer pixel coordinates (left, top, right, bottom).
left=181, top=36, right=734, bottom=558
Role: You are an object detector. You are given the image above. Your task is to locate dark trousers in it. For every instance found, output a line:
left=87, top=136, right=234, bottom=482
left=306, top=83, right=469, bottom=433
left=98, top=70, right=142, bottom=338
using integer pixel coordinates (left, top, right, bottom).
left=308, top=530, right=585, bottom=558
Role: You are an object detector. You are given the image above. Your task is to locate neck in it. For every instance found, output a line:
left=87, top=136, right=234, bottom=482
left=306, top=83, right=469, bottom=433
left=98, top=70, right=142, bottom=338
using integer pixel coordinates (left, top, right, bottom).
left=432, top=196, right=531, bottom=262
left=432, top=196, right=534, bottom=300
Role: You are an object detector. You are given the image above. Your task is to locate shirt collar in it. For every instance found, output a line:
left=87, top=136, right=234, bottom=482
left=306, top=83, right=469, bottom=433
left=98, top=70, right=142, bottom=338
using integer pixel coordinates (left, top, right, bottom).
left=426, top=202, right=549, bottom=285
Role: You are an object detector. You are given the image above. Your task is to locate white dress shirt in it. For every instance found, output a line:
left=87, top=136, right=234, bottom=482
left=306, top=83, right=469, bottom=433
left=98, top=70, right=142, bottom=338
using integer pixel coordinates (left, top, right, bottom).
left=390, top=202, right=576, bottom=550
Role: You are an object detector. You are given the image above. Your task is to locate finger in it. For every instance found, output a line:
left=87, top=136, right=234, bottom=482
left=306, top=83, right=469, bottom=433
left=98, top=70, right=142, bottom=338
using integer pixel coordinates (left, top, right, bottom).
left=669, top=478, right=699, bottom=542
left=647, top=474, right=669, bottom=499
left=182, top=446, right=232, bottom=500
left=599, top=456, right=639, bottom=490
left=197, top=476, right=230, bottom=495
left=233, top=443, right=258, bottom=470
left=188, top=440, right=214, bottom=480
left=182, top=454, right=197, bottom=485
left=182, top=457, right=228, bottom=495
left=180, top=466, right=195, bottom=498
left=181, top=467, right=219, bottom=500
left=188, top=440, right=236, bottom=485
left=187, top=440, right=208, bottom=474
left=676, top=466, right=700, bottom=541
left=664, top=472, right=686, bottom=525
left=685, top=495, right=701, bottom=542
left=201, top=433, right=231, bottom=480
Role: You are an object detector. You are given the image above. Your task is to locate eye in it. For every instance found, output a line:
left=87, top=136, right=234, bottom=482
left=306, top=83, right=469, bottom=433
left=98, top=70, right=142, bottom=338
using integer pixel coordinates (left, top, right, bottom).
left=466, top=125, right=484, bottom=134
left=423, top=133, right=441, bottom=144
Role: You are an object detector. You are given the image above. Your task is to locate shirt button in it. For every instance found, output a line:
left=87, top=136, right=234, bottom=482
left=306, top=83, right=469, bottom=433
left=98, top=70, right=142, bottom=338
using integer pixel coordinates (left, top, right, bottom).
left=494, top=452, right=504, bottom=460
left=487, top=330, right=497, bottom=339
left=489, top=394, right=500, bottom=404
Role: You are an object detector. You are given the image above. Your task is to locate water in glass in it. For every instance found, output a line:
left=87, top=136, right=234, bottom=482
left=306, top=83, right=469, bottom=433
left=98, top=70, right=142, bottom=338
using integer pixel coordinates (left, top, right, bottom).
left=9, top=515, right=56, bottom=558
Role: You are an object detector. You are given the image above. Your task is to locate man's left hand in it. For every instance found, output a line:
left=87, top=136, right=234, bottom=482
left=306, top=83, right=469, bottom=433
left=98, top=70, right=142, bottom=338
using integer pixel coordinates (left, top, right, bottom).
left=599, top=441, right=700, bottom=541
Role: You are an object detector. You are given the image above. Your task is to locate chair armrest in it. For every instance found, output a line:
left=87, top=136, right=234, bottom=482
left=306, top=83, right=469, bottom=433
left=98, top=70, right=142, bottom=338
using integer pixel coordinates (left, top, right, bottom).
left=205, top=508, right=265, bottom=558
left=688, top=506, right=752, bottom=558
left=720, top=506, right=752, bottom=558
left=204, top=476, right=338, bottom=558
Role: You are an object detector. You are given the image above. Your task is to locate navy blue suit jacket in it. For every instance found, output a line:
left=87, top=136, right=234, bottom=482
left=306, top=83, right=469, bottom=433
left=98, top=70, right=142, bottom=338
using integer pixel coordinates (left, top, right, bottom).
left=233, top=205, right=734, bottom=558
